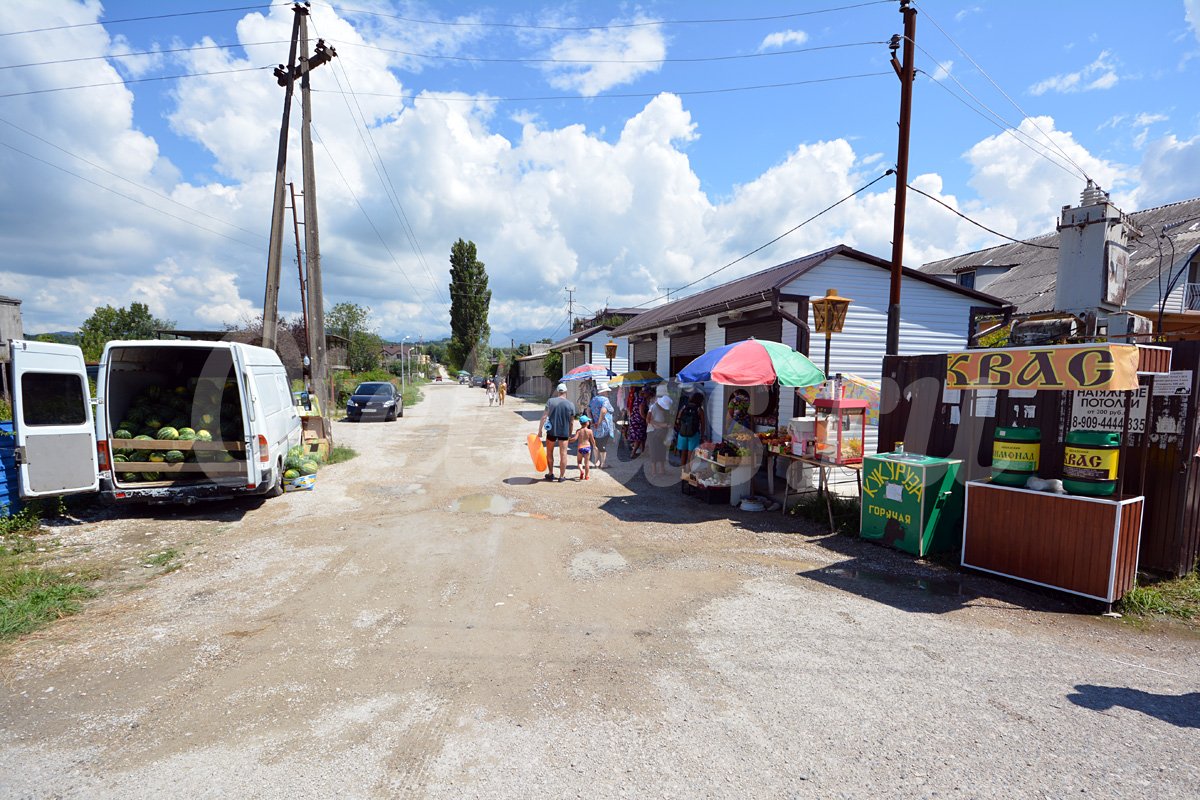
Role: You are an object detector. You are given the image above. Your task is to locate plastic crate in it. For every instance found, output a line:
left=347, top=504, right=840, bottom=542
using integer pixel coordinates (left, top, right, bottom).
left=0, top=420, right=20, bottom=517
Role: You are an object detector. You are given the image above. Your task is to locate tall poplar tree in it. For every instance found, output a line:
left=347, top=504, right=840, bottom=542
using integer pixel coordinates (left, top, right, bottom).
left=447, top=239, right=491, bottom=372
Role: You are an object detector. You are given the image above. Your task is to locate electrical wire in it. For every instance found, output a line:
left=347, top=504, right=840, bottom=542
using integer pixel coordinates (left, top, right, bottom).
left=326, top=39, right=884, bottom=66
left=0, top=116, right=267, bottom=242
left=906, top=183, right=1059, bottom=250
left=314, top=72, right=891, bottom=104
left=310, top=17, right=448, bottom=308
left=0, top=64, right=273, bottom=99
left=909, top=4, right=1093, bottom=182
left=0, top=3, right=290, bottom=37
left=318, top=1, right=893, bottom=31
left=0, top=40, right=289, bottom=70
left=633, top=169, right=895, bottom=309
left=0, top=138, right=264, bottom=251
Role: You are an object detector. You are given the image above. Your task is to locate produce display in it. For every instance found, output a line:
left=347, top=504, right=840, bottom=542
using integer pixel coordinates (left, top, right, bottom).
left=108, top=377, right=247, bottom=483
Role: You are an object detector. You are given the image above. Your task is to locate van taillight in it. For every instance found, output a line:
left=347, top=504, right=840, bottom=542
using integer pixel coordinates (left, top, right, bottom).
left=97, top=440, right=110, bottom=471
left=258, top=434, right=269, bottom=463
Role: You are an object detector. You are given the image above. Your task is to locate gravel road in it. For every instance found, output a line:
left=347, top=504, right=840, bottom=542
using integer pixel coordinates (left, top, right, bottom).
left=1, top=382, right=1197, bottom=799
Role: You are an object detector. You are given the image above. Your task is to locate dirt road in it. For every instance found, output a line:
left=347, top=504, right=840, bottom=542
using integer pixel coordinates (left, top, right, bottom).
left=2, top=382, right=1198, bottom=798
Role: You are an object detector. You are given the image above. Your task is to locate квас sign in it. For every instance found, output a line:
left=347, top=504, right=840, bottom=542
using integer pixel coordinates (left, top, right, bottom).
left=945, top=344, right=1140, bottom=392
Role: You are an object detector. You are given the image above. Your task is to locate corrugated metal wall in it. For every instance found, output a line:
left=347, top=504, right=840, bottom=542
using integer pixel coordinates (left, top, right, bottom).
left=724, top=318, right=782, bottom=345
left=0, top=420, right=20, bottom=517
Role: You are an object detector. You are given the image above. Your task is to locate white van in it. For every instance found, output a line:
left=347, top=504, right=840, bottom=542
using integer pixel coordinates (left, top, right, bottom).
left=8, top=339, right=302, bottom=504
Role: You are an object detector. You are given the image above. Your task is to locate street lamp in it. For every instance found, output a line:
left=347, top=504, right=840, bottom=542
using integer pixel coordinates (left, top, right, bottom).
left=401, top=335, right=411, bottom=390
left=604, top=339, right=618, bottom=380
left=810, top=288, right=852, bottom=377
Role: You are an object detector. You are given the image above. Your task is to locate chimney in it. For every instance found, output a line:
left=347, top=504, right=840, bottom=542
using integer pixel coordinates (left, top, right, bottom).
left=1054, top=180, right=1132, bottom=315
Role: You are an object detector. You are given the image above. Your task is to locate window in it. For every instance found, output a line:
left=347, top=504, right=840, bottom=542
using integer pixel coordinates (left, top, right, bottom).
left=21, top=372, right=87, bottom=426
left=957, top=271, right=976, bottom=290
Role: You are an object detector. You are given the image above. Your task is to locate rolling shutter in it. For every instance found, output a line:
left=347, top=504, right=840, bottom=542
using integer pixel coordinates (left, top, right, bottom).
left=633, top=339, right=657, bottom=372
left=669, top=327, right=705, bottom=377
left=724, top=318, right=782, bottom=345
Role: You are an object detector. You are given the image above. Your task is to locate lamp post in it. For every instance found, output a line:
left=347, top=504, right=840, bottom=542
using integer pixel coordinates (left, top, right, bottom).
left=604, top=339, right=618, bottom=380
left=401, top=335, right=411, bottom=390
left=810, top=289, right=852, bottom=377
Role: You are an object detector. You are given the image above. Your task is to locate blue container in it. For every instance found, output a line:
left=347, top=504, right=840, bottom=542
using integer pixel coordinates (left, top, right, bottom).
left=0, top=420, right=21, bottom=517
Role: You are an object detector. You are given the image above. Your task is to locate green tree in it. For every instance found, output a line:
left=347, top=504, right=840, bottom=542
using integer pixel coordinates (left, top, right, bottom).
left=326, top=302, right=383, bottom=373
left=542, top=351, right=563, bottom=383
left=447, top=239, right=491, bottom=373
left=79, top=302, right=173, bottom=361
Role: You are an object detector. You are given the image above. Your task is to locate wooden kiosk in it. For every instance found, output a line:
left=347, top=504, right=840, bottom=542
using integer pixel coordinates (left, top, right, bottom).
left=946, top=344, right=1168, bottom=604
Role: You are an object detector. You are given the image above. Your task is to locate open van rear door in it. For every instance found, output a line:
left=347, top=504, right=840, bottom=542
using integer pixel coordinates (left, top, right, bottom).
left=9, top=340, right=99, bottom=498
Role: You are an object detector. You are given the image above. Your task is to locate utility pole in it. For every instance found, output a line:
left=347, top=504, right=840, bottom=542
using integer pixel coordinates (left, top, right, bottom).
left=886, top=0, right=917, bottom=357
left=287, top=181, right=309, bottom=358
left=565, top=286, right=576, bottom=331
left=261, top=5, right=304, bottom=352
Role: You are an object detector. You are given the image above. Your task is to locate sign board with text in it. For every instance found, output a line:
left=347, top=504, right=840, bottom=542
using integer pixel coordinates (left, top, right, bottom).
left=1069, top=386, right=1149, bottom=434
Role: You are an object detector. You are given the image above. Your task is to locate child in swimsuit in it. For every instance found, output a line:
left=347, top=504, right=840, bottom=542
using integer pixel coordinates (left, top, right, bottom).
left=572, top=415, right=597, bottom=481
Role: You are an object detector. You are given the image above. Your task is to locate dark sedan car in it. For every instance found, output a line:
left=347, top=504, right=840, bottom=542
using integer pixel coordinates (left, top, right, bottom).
left=346, top=381, right=403, bottom=421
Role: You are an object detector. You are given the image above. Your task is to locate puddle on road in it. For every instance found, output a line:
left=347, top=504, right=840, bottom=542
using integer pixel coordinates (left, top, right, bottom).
left=451, top=494, right=517, bottom=515
left=814, top=566, right=966, bottom=597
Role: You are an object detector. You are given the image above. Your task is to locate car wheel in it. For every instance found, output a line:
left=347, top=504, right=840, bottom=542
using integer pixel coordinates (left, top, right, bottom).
left=398, top=403, right=404, bottom=418
left=266, top=460, right=285, bottom=498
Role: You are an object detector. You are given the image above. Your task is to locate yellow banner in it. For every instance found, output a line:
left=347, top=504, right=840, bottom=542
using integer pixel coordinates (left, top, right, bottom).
left=945, top=345, right=1140, bottom=392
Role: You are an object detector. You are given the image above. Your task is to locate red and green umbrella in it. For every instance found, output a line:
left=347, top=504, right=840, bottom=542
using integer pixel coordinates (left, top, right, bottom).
left=561, top=363, right=615, bottom=382
left=676, top=338, right=825, bottom=387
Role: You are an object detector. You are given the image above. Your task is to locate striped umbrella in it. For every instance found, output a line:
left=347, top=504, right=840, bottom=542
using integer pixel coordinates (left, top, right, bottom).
left=608, top=370, right=663, bottom=387
left=561, top=363, right=616, bottom=382
left=676, top=338, right=824, bottom=387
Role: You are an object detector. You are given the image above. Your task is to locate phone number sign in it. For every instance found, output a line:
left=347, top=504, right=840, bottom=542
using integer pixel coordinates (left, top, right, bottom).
left=1070, top=386, right=1148, bottom=433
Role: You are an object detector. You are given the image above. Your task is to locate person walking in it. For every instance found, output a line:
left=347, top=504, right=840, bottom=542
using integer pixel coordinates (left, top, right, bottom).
left=485, top=378, right=497, bottom=406
left=588, top=383, right=615, bottom=469
left=539, top=383, right=576, bottom=482
left=674, top=392, right=706, bottom=470
left=627, top=386, right=648, bottom=458
left=498, top=379, right=507, bottom=406
left=645, top=394, right=673, bottom=477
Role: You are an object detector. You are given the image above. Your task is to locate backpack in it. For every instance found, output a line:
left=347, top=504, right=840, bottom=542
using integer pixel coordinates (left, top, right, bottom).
left=678, top=403, right=701, bottom=437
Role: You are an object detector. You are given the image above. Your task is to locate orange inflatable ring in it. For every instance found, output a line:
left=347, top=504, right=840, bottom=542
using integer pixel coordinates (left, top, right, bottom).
left=527, top=433, right=548, bottom=473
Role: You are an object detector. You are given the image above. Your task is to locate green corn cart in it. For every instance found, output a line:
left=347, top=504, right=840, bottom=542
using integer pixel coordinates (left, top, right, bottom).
left=860, top=452, right=964, bottom=556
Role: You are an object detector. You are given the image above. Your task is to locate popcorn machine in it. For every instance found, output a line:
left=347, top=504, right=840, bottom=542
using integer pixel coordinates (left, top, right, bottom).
left=812, top=397, right=867, bottom=465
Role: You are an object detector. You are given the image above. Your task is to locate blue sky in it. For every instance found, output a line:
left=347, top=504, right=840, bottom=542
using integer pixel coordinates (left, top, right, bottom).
left=3, top=1, right=1200, bottom=344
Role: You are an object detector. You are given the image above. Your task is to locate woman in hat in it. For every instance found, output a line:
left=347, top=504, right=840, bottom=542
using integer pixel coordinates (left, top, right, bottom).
left=588, top=382, right=616, bottom=469
left=645, top=394, right=674, bottom=477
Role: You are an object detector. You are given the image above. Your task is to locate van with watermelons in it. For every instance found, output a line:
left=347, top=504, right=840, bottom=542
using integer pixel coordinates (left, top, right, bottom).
left=7, top=339, right=302, bottom=505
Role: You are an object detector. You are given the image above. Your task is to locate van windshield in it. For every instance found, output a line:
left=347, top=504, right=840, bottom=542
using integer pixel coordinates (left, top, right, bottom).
left=353, top=383, right=391, bottom=396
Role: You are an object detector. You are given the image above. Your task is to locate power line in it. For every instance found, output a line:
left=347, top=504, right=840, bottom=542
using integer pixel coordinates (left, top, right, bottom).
left=910, top=4, right=1092, bottom=182
left=0, top=139, right=264, bottom=251
left=0, top=64, right=273, bottom=99
left=326, top=39, right=884, bottom=66
left=314, top=72, right=891, bottom=104
left=0, top=116, right=267, bottom=242
left=634, top=169, right=895, bottom=309
left=906, top=183, right=1059, bottom=250
left=0, top=40, right=289, bottom=71
left=0, top=3, right=291, bottom=38
left=319, top=1, right=893, bottom=31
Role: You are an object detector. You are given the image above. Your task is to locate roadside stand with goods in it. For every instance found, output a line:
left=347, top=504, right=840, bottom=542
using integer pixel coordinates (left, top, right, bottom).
left=878, top=342, right=1181, bottom=606
left=675, top=338, right=825, bottom=509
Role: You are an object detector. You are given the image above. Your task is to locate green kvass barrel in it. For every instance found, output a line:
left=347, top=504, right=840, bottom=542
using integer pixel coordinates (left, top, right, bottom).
left=991, top=426, right=1040, bottom=487
left=1062, top=430, right=1120, bottom=496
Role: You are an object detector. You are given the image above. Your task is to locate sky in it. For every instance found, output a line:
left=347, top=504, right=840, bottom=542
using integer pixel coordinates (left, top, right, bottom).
left=2, top=0, right=1200, bottom=345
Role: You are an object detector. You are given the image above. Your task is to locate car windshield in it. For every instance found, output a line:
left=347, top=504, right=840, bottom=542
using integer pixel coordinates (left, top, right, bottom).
left=353, top=383, right=391, bottom=396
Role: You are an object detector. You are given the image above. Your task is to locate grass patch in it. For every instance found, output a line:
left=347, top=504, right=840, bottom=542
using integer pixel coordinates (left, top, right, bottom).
left=0, top=507, right=42, bottom=537
left=1119, top=572, right=1200, bottom=621
left=327, top=445, right=358, bottom=464
left=144, top=548, right=182, bottom=573
left=401, top=379, right=425, bottom=409
left=786, top=492, right=860, bottom=535
left=1, top=531, right=98, bottom=640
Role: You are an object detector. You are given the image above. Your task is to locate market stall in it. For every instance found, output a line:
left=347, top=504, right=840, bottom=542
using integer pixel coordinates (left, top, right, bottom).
left=874, top=342, right=1169, bottom=604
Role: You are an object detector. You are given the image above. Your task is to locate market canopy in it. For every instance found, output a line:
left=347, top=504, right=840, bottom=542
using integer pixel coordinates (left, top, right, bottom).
left=456, top=370, right=471, bottom=376
left=677, top=338, right=825, bottom=387
left=561, top=363, right=615, bottom=382
left=609, top=370, right=663, bottom=387
left=944, top=343, right=1140, bottom=392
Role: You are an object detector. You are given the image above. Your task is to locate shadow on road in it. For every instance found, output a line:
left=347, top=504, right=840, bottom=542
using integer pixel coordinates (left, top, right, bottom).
left=1067, top=685, right=1200, bottom=728
left=503, top=477, right=539, bottom=486
left=513, top=410, right=543, bottom=421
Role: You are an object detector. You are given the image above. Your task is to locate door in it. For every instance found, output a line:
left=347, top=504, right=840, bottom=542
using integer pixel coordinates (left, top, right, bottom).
left=231, top=346, right=261, bottom=486
left=9, top=340, right=98, bottom=497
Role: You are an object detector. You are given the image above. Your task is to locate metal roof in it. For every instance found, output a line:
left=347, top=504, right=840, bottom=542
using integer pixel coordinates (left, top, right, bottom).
left=612, top=244, right=1004, bottom=336
left=920, top=196, right=1200, bottom=313
left=550, top=323, right=614, bottom=350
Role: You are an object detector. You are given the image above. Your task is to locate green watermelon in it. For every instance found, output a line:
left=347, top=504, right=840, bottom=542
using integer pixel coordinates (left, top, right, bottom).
left=141, top=472, right=161, bottom=481
left=156, top=426, right=179, bottom=440
left=199, top=413, right=215, bottom=427
left=118, top=419, right=137, bottom=433
left=113, top=454, right=128, bottom=463
left=133, top=434, right=154, bottom=442
left=114, top=428, right=133, bottom=440
left=218, top=451, right=235, bottom=463
left=145, top=418, right=163, bottom=431
left=195, top=429, right=213, bottom=442
left=148, top=452, right=166, bottom=464
left=299, top=459, right=319, bottom=475
left=164, top=450, right=185, bottom=464
left=177, top=428, right=197, bottom=441
left=283, top=468, right=300, bottom=480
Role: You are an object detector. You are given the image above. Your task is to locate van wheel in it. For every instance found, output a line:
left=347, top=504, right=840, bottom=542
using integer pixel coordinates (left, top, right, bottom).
left=266, top=460, right=285, bottom=498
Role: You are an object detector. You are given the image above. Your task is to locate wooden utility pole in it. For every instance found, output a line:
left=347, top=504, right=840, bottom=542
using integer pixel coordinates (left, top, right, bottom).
left=287, top=181, right=309, bottom=349
left=261, top=5, right=304, bottom=352
left=886, top=0, right=917, bottom=356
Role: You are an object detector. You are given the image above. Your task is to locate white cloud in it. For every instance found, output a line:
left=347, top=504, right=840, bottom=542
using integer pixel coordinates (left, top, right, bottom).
left=955, top=7, right=982, bottom=22
left=1186, top=0, right=1200, bottom=42
left=931, top=59, right=954, bottom=82
left=539, top=17, right=666, bottom=97
left=758, top=30, right=808, bottom=52
left=1133, top=112, right=1169, bottom=127
left=107, top=35, right=164, bottom=79
left=1029, top=50, right=1120, bottom=95
left=1134, top=133, right=1200, bottom=207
